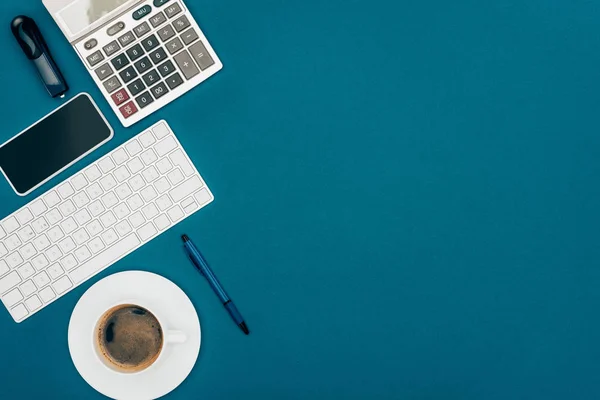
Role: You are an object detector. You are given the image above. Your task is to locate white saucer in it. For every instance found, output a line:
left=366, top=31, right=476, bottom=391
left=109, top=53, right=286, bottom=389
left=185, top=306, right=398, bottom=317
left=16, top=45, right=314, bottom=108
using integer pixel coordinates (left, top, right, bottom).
left=68, top=271, right=201, bottom=400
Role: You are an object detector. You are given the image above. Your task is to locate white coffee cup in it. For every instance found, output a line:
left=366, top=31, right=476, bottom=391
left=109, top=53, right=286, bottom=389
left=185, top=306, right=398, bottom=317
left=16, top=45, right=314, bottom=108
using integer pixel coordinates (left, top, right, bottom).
left=93, top=299, right=188, bottom=375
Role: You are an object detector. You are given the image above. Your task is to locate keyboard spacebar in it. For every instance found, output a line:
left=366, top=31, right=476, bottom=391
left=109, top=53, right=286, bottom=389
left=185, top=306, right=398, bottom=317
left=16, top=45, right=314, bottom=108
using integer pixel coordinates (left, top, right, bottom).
left=69, top=233, right=141, bottom=284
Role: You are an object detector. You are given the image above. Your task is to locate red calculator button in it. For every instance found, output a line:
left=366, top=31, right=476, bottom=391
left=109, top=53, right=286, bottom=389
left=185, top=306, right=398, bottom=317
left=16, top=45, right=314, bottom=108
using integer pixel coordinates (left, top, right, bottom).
left=111, top=89, right=130, bottom=106
left=119, top=101, right=138, bottom=118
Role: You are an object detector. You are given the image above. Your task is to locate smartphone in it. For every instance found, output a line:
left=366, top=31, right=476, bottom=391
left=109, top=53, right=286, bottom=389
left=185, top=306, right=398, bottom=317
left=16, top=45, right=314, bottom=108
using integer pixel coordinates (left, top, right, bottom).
left=0, top=93, right=112, bottom=196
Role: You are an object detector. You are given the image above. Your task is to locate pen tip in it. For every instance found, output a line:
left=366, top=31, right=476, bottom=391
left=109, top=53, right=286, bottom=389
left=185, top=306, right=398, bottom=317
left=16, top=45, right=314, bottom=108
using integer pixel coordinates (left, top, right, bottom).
left=239, top=322, right=250, bottom=335
left=181, top=234, right=189, bottom=242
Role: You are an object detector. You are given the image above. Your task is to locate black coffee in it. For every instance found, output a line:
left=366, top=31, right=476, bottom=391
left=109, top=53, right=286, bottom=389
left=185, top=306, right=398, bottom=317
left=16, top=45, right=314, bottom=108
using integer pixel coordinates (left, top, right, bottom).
left=96, top=305, right=163, bottom=372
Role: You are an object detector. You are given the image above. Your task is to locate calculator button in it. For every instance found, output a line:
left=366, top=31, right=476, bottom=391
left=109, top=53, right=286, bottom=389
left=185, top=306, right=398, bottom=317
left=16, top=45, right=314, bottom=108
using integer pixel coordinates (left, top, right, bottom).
left=86, top=50, right=104, bottom=67
left=95, top=63, right=114, bottom=81
left=103, top=41, right=121, bottom=57
left=165, top=3, right=182, bottom=18
left=127, top=79, right=146, bottom=96
left=165, top=72, right=184, bottom=90
left=119, top=66, right=138, bottom=83
left=134, top=22, right=151, bottom=38
left=111, top=89, right=130, bottom=106
left=119, top=102, right=138, bottom=118
left=142, top=70, right=161, bottom=86
left=154, top=0, right=172, bottom=6
left=157, top=60, right=176, bottom=77
left=134, top=57, right=153, bottom=74
left=126, top=44, right=145, bottom=61
left=107, top=21, right=126, bottom=36
left=149, top=47, right=168, bottom=64
left=189, top=41, right=215, bottom=70
left=111, top=53, right=130, bottom=70
left=84, top=39, right=98, bottom=50
left=150, top=12, right=167, bottom=28
left=158, top=25, right=176, bottom=42
left=118, top=31, right=136, bottom=47
left=172, top=15, right=189, bottom=33
left=103, top=76, right=122, bottom=93
left=180, top=28, right=198, bottom=45
left=173, top=50, right=199, bottom=80
left=133, top=5, right=152, bottom=20
left=166, top=37, right=183, bottom=54
left=150, top=82, right=169, bottom=99
left=135, top=92, right=155, bottom=109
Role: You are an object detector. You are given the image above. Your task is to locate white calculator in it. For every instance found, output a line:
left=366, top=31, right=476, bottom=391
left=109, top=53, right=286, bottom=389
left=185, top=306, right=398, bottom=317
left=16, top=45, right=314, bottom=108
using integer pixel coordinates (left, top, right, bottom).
left=42, top=0, right=222, bottom=127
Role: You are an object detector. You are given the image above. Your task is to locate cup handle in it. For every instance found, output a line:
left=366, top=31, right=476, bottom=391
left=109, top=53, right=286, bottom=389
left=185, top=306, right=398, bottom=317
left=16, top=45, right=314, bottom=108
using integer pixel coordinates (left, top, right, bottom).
left=165, top=330, right=187, bottom=344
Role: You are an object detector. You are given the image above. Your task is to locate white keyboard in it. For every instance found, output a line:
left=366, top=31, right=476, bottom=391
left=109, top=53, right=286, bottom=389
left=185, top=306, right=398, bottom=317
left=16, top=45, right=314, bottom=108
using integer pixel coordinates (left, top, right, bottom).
left=0, top=121, right=213, bottom=322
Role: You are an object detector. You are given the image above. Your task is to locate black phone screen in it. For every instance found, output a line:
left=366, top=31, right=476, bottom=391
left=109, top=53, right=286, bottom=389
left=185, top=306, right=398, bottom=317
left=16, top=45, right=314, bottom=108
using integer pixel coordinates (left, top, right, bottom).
left=0, top=94, right=112, bottom=195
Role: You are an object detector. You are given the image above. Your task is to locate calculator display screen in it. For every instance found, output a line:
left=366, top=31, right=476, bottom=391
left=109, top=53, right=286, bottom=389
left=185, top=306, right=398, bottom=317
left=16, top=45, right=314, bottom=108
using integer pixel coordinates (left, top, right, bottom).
left=58, top=0, right=131, bottom=35
left=0, top=94, right=112, bottom=195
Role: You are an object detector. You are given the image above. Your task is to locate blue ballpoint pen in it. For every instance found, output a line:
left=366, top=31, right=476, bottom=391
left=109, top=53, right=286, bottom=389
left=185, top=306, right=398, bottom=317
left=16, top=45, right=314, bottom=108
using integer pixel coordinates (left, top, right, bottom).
left=182, top=234, right=249, bottom=335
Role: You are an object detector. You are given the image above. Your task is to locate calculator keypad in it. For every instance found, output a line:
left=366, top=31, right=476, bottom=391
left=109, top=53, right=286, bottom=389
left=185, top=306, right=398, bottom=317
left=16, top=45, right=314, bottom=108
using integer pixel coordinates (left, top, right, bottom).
left=78, top=0, right=221, bottom=123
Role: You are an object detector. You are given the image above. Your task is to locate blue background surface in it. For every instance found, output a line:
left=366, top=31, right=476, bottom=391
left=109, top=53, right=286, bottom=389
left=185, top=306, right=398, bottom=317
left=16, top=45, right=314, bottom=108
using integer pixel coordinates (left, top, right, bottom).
left=0, top=0, right=599, bottom=399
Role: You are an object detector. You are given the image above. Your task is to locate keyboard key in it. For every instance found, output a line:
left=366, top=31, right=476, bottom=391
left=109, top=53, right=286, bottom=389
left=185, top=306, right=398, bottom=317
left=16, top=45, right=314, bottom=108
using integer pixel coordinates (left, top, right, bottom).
left=58, top=200, right=76, bottom=217
left=180, top=28, right=199, bottom=45
left=138, top=222, right=158, bottom=241
left=47, top=209, right=63, bottom=224
left=129, top=212, right=146, bottom=228
left=154, top=214, right=171, bottom=230
left=116, top=183, right=133, bottom=201
left=111, top=53, right=130, bottom=71
left=45, top=191, right=61, bottom=208
left=17, top=263, right=35, bottom=279
left=150, top=82, right=169, bottom=99
left=166, top=72, right=184, bottom=90
left=126, top=44, right=145, bottom=62
left=112, top=148, right=130, bottom=165
left=141, top=34, right=160, bottom=51
left=157, top=158, right=173, bottom=174
left=73, top=229, right=90, bottom=245
left=140, top=186, right=158, bottom=202
left=86, top=182, right=103, bottom=199
left=46, top=246, right=62, bottom=262
left=103, top=76, right=122, bottom=93
left=3, top=217, right=20, bottom=234
left=74, top=209, right=92, bottom=225
left=0, top=260, right=9, bottom=276
left=95, top=63, right=114, bottom=81
left=149, top=47, right=168, bottom=64
left=128, top=157, right=146, bottom=174
left=166, top=37, right=183, bottom=54
left=119, top=65, right=138, bottom=83
left=126, top=140, right=143, bottom=156
left=58, top=237, right=76, bottom=254
left=73, top=192, right=90, bottom=208
left=60, top=217, right=78, bottom=234
left=10, top=304, right=28, bottom=321
left=31, top=217, right=49, bottom=234
left=59, top=254, right=78, bottom=270
left=167, top=205, right=184, bottom=222
left=189, top=41, right=215, bottom=71
left=111, top=88, right=130, bottom=106
left=39, top=287, right=56, bottom=303
left=19, top=243, right=37, bottom=260
left=173, top=50, right=199, bottom=79
left=24, top=295, right=42, bottom=312
left=47, top=226, right=65, bottom=243
left=133, top=5, right=152, bottom=20
left=100, top=211, right=117, bottom=228
left=142, top=166, right=160, bottom=182
left=150, top=12, right=167, bottom=28
left=115, top=220, right=133, bottom=236
left=114, top=166, right=132, bottom=183
left=114, top=203, right=131, bottom=219
left=58, top=183, right=75, bottom=199
left=33, top=235, right=51, bottom=251
left=7, top=252, right=24, bottom=268
left=170, top=176, right=204, bottom=202
left=172, top=15, right=190, bottom=32
left=3, top=289, right=23, bottom=307
left=119, top=102, right=139, bottom=119
left=136, top=92, right=155, bottom=109
left=156, top=195, right=173, bottom=211
left=127, top=194, right=145, bottom=211
left=118, top=31, right=136, bottom=47
left=86, top=220, right=103, bottom=236
left=101, top=228, right=118, bottom=245
left=103, top=40, right=121, bottom=57
left=134, top=56, right=153, bottom=74
left=102, top=192, right=120, bottom=208
left=99, top=157, right=116, bottom=173
left=100, top=175, right=118, bottom=191
left=86, top=50, right=104, bottom=67
left=154, top=177, right=171, bottom=194
left=31, top=254, right=49, bottom=271
left=75, top=246, right=92, bottom=262
left=89, top=237, right=105, bottom=254
left=195, top=188, right=213, bottom=206
left=129, top=175, right=146, bottom=191
left=0, top=272, right=21, bottom=295
left=71, top=174, right=88, bottom=191
left=47, top=264, right=64, bottom=280
left=52, top=276, right=73, bottom=294
left=139, top=131, right=156, bottom=148
left=29, top=200, right=47, bottom=217
left=142, top=69, right=161, bottom=86
left=142, top=203, right=159, bottom=219
left=165, top=3, right=182, bottom=18
left=17, top=226, right=35, bottom=242
left=156, top=137, right=177, bottom=157
left=16, top=209, right=34, bottom=225
left=140, top=149, right=158, bottom=165
left=128, top=79, right=146, bottom=96
left=134, top=21, right=151, bottom=37
left=158, top=25, right=176, bottom=41
left=5, top=235, right=22, bottom=251
left=0, top=244, right=6, bottom=258
left=167, top=169, right=184, bottom=185
left=33, top=271, right=50, bottom=288
left=69, top=234, right=140, bottom=284
left=169, top=149, right=194, bottom=176
left=157, top=60, right=176, bottom=77
left=182, top=198, right=198, bottom=214
left=89, top=201, right=106, bottom=217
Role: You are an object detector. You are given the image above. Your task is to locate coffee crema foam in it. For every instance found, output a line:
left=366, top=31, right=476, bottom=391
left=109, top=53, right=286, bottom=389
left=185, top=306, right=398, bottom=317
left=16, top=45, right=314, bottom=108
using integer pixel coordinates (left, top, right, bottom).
left=96, top=304, right=163, bottom=373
